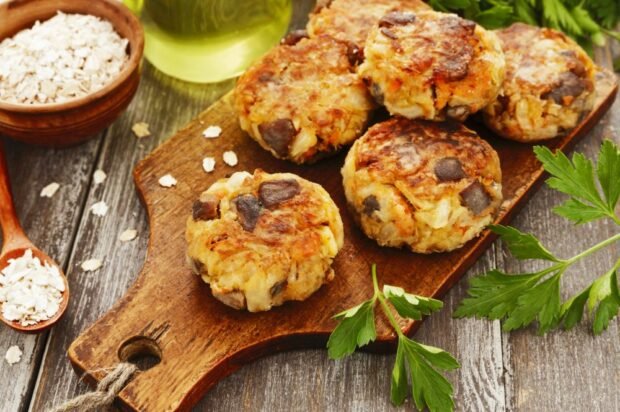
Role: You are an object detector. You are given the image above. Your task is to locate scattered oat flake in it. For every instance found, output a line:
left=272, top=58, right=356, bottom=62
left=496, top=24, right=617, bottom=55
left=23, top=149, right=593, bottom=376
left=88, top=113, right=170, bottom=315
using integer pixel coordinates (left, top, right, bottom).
left=40, top=182, right=60, bottom=198
left=132, top=122, right=151, bottom=138
left=159, top=174, right=177, bottom=188
left=81, top=259, right=102, bottom=272
left=119, top=229, right=137, bottom=242
left=202, top=157, right=216, bottom=173
left=93, top=170, right=107, bottom=185
left=223, top=151, right=238, bottom=167
left=202, top=125, right=222, bottom=139
left=5, top=346, right=22, bottom=365
left=90, top=201, right=108, bottom=216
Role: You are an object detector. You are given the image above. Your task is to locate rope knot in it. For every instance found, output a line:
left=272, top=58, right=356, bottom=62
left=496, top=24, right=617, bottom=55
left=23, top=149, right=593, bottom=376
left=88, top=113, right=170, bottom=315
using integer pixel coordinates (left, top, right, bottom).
left=50, top=362, right=138, bottom=412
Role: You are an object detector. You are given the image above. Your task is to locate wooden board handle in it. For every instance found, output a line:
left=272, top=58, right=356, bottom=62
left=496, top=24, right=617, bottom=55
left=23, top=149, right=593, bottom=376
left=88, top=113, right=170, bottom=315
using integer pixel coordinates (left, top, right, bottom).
left=68, top=255, right=349, bottom=411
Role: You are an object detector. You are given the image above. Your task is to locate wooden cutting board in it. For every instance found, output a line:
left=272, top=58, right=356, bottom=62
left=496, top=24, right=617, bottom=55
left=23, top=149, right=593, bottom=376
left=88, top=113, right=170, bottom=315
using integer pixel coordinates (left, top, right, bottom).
left=68, top=70, right=617, bottom=411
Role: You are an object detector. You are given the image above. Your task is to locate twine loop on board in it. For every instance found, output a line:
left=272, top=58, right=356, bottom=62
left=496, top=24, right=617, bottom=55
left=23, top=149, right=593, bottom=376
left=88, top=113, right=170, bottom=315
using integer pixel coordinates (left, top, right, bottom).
left=49, top=362, right=138, bottom=412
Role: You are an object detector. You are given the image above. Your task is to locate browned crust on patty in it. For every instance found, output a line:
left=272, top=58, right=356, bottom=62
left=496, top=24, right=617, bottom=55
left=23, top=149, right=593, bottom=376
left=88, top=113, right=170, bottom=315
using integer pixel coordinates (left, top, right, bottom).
left=358, top=10, right=504, bottom=121
left=430, top=17, right=477, bottom=81
left=482, top=23, right=596, bottom=141
left=187, top=170, right=343, bottom=311
left=354, top=117, right=500, bottom=185
left=496, top=23, right=594, bottom=103
left=237, top=35, right=356, bottom=90
left=200, top=172, right=337, bottom=252
left=342, top=117, right=502, bottom=253
left=234, top=35, right=374, bottom=163
left=307, top=0, right=430, bottom=48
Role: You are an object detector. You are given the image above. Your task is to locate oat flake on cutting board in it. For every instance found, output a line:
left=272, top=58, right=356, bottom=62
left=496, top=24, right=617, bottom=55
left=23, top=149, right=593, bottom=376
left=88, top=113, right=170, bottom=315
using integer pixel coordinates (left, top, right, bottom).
left=223, top=151, right=238, bottom=166
left=159, top=174, right=177, bottom=188
left=202, top=157, right=216, bottom=173
left=202, top=125, right=222, bottom=138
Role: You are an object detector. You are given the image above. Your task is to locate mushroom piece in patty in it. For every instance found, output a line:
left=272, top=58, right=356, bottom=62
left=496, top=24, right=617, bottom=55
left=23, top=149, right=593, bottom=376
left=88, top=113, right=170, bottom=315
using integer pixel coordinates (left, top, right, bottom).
left=186, top=170, right=344, bottom=312
left=483, top=23, right=596, bottom=142
left=342, top=117, right=503, bottom=253
left=358, top=10, right=505, bottom=121
left=234, top=35, right=375, bottom=164
left=306, top=0, right=430, bottom=49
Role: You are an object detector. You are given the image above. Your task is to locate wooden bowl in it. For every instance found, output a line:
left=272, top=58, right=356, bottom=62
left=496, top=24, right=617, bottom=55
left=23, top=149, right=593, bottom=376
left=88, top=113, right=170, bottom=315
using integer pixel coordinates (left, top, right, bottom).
left=0, top=0, right=144, bottom=147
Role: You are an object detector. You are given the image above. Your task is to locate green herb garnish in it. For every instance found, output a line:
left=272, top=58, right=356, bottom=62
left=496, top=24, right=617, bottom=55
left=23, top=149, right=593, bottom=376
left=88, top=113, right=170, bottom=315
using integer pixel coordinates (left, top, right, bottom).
left=327, top=265, right=459, bottom=411
left=428, top=0, right=620, bottom=52
left=455, top=141, right=620, bottom=335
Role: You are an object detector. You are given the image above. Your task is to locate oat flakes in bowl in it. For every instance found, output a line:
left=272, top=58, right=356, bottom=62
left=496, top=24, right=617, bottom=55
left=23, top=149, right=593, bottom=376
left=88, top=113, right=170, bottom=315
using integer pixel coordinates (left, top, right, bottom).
left=0, top=0, right=144, bottom=147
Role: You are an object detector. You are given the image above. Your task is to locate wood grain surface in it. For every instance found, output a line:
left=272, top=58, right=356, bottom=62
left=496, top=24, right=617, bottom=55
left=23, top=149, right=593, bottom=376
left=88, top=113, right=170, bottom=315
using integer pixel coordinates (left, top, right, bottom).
left=0, top=2, right=618, bottom=411
left=65, top=55, right=617, bottom=412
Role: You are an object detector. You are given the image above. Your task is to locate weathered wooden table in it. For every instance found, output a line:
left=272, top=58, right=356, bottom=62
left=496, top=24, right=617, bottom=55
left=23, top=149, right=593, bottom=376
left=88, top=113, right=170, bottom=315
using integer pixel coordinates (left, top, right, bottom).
left=1, top=2, right=619, bottom=411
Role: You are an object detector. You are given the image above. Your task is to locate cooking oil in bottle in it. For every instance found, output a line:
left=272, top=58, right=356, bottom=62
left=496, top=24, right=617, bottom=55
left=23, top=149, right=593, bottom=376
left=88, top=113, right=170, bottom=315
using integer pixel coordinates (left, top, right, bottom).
left=123, top=0, right=292, bottom=83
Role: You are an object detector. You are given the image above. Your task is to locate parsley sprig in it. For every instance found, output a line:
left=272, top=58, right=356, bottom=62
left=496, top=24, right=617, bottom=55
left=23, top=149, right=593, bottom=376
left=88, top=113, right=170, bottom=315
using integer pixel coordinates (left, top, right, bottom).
left=429, top=0, right=620, bottom=54
left=327, top=265, right=459, bottom=411
left=455, top=141, right=620, bottom=335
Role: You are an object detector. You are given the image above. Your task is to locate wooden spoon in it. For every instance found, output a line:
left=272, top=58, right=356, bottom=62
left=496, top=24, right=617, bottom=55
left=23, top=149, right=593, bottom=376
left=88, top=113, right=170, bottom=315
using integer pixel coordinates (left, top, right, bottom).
left=0, top=141, right=69, bottom=333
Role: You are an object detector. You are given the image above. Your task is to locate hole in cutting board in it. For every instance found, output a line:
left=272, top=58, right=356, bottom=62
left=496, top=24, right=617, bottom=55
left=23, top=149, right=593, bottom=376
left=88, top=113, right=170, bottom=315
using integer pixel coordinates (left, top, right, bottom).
left=118, top=336, right=162, bottom=371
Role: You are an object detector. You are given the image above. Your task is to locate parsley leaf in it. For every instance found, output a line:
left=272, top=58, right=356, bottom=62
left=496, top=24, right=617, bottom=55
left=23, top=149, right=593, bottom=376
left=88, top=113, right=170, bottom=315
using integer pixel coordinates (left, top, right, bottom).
left=383, top=285, right=443, bottom=320
left=474, top=3, right=515, bottom=29
left=327, top=299, right=376, bottom=359
left=534, top=146, right=601, bottom=206
left=456, top=241, right=619, bottom=335
left=586, top=0, right=619, bottom=29
left=513, top=0, right=539, bottom=26
left=552, top=198, right=611, bottom=224
left=502, top=272, right=562, bottom=334
left=596, top=140, right=620, bottom=212
left=559, top=261, right=620, bottom=334
left=428, top=0, right=471, bottom=12
left=570, top=5, right=606, bottom=46
left=490, top=224, right=559, bottom=261
left=457, top=142, right=620, bottom=335
left=559, top=286, right=591, bottom=330
left=428, top=0, right=620, bottom=52
left=534, top=144, right=619, bottom=224
left=398, top=339, right=459, bottom=411
left=541, top=0, right=583, bottom=36
left=327, top=265, right=459, bottom=410
left=453, top=270, right=544, bottom=320
left=390, top=343, right=409, bottom=405
left=588, top=264, right=620, bottom=334
left=570, top=5, right=601, bottom=35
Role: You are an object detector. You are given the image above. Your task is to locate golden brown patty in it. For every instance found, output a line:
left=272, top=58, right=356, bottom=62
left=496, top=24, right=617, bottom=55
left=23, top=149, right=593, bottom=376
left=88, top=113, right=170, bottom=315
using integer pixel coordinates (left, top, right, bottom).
left=342, top=117, right=503, bottom=253
left=234, top=35, right=375, bottom=164
left=483, top=23, right=596, bottom=142
left=358, top=10, right=505, bottom=121
left=307, top=0, right=430, bottom=48
left=186, top=170, right=344, bottom=312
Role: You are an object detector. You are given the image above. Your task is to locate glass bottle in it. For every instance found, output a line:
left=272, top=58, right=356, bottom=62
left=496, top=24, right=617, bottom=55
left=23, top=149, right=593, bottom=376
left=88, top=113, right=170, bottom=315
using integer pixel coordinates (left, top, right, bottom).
left=124, top=0, right=292, bottom=83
